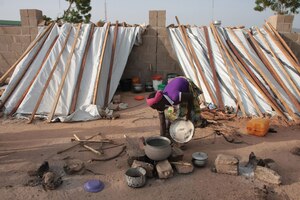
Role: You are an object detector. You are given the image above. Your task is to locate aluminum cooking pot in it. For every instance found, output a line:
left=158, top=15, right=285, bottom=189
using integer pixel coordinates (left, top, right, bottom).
left=144, top=136, right=171, bottom=161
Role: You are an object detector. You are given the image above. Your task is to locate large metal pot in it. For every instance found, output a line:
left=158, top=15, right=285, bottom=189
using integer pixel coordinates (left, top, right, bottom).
left=144, top=136, right=171, bottom=161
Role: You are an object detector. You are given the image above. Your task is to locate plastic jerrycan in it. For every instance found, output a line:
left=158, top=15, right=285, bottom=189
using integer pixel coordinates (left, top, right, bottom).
left=246, top=118, right=270, bottom=137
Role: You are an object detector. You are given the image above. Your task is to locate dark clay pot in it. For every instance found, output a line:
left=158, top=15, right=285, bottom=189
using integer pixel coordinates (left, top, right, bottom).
left=144, top=136, right=171, bottom=161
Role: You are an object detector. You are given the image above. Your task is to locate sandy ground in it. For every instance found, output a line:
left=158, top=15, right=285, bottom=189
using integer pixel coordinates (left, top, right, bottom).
left=0, top=92, right=300, bottom=200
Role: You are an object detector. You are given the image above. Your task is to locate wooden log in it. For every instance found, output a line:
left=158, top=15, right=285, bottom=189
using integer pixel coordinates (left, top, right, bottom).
left=73, top=134, right=102, bottom=155
left=258, top=28, right=300, bottom=95
left=175, top=16, right=206, bottom=103
left=227, top=38, right=287, bottom=119
left=203, top=26, right=224, bottom=110
left=264, top=24, right=300, bottom=74
left=210, top=25, right=246, bottom=116
left=28, top=26, right=73, bottom=123
left=212, top=26, right=263, bottom=117
left=9, top=35, right=59, bottom=116
left=104, top=21, right=119, bottom=107
left=266, top=22, right=299, bottom=64
left=0, top=24, right=54, bottom=110
left=0, top=23, right=54, bottom=85
left=254, top=28, right=300, bottom=112
left=227, top=28, right=299, bottom=120
left=69, top=24, right=95, bottom=114
left=47, top=23, right=82, bottom=122
left=92, top=22, right=111, bottom=104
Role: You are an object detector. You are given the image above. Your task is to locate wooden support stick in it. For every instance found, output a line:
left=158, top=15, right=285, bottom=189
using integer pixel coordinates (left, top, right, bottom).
left=47, top=23, right=82, bottom=122
left=254, top=28, right=300, bottom=112
left=0, top=24, right=54, bottom=110
left=210, top=25, right=246, bottom=116
left=203, top=26, right=224, bottom=110
left=266, top=22, right=299, bottom=64
left=9, top=35, right=59, bottom=116
left=227, top=38, right=287, bottom=119
left=69, top=24, right=95, bottom=114
left=57, top=132, right=101, bottom=154
left=28, top=26, right=73, bottom=123
left=92, top=22, right=111, bottom=104
left=90, top=145, right=126, bottom=162
left=227, top=28, right=298, bottom=120
left=263, top=25, right=300, bottom=74
left=211, top=26, right=263, bottom=117
left=247, top=30, right=300, bottom=114
left=104, top=21, right=119, bottom=107
left=73, top=134, right=102, bottom=155
left=175, top=16, right=207, bottom=103
left=0, top=23, right=54, bottom=85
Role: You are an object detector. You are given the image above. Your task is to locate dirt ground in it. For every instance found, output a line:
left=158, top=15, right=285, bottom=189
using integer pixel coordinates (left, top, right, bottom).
left=0, top=92, right=300, bottom=200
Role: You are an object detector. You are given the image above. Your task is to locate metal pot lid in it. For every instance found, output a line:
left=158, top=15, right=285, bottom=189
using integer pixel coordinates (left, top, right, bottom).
left=84, top=180, right=105, bottom=193
left=192, top=152, right=208, bottom=160
left=169, top=119, right=194, bottom=143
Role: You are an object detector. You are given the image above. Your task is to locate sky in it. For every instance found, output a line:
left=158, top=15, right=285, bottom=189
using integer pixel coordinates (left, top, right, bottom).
left=0, top=0, right=300, bottom=28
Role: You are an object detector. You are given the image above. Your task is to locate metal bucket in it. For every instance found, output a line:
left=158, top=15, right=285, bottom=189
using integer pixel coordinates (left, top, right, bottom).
left=125, top=167, right=146, bottom=188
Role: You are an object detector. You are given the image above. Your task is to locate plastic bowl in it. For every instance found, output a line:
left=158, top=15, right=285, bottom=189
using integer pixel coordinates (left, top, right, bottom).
left=84, top=180, right=105, bottom=193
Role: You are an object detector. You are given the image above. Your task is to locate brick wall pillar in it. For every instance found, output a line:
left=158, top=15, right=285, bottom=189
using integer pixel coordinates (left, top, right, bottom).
left=266, top=15, right=294, bottom=33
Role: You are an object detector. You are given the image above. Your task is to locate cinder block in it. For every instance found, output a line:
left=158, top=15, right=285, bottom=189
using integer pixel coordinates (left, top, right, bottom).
left=146, top=27, right=157, bottom=36
left=172, top=162, right=194, bottom=174
left=0, top=35, right=13, bottom=44
left=30, top=27, right=38, bottom=35
left=266, top=15, right=277, bottom=28
left=131, top=160, right=154, bottom=178
left=214, top=154, right=239, bottom=176
left=254, top=166, right=281, bottom=185
left=276, top=15, right=285, bottom=23
left=20, top=9, right=29, bottom=18
left=283, top=33, right=299, bottom=42
left=21, top=16, right=29, bottom=27
left=157, top=27, right=168, bottom=37
left=21, top=27, right=30, bottom=35
left=169, top=146, right=184, bottom=162
left=28, top=9, right=43, bottom=20
left=29, top=18, right=38, bottom=27
left=276, top=24, right=285, bottom=32
left=149, top=10, right=157, bottom=27
left=156, top=160, right=173, bottom=179
left=0, top=44, right=8, bottom=51
left=3, top=27, right=22, bottom=35
left=157, top=10, right=166, bottom=27
left=283, top=23, right=292, bottom=33
left=284, top=15, right=294, bottom=23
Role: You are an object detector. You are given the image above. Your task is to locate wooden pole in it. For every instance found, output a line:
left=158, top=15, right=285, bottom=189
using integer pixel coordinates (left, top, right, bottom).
left=69, top=24, right=95, bottom=114
left=210, top=25, right=246, bottom=116
left=254, top=28, right=300, bottom=108
left=228, top=28, right=298, bottom=120
left=175, top=16, right=205, bottom=101
left=0, top=24, right=54, bottom=110
left=92, top=22, right=111, bottom=104
left=104, top=21, right=119, bottom=107
left=203, top=26, right=224, bottom=110
left=28, top=26, right=73, bottom=123
left=47, top=23, right=82, bottom=122
left=9, top=35, right=59, bottom=116
left=263, top=25, right=300, bottom=75
left=211, top=25, right=262, bottom=117
left=227, top=38, right=287, bottom=119
left=266, top=22, right=299, bottom=64
left=0, top=23, right=54, bottom=85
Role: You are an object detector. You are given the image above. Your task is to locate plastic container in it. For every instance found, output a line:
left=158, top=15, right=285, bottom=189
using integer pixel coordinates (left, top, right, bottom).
left=152, top=74, right=163, bottom=91
left=246, top=118, right=270, bottom=137
left=157, top=83, right=166, bottom=91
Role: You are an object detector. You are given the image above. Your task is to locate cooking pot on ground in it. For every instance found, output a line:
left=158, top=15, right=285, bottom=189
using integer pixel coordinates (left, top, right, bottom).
left=144, top=136, right=171, bottom=161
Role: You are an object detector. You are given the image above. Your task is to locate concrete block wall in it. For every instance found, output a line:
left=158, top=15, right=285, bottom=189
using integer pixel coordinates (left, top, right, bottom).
left=123, top=10, right=182, bottom=84
left=282, top=33, right=300, bottom=61
left=0, top=9, right=42, bottom=75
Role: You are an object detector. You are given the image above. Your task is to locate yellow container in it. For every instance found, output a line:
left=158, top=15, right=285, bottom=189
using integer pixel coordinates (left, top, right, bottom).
left=246, top=118, right=270, bottom=137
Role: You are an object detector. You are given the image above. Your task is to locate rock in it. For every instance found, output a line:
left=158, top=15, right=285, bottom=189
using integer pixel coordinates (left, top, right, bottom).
left=254, top=166, right=281, bottom=185
left=156, top=160, right=173, bottom=179
left=290, top=147, right=300, bottom=156
left=215, top=154, right=239, bottom=176
left=63, top=159, right=85, bottom=175
left=42, top=172, right=63, bottom=190
left=171, top=162, right=194, bottom=174
left=131, top=160, right=154, bottom=178
left=108, top=103, right=119, bottom=111
left=168, top=146, right=184, bottom=162
left=113, top=95, right=121, bottom=104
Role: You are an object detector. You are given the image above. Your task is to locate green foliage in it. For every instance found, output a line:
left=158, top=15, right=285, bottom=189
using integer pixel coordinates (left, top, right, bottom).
left=62, top=0, right=92, bottom=23
left=254, top=0, right=300, bottom=14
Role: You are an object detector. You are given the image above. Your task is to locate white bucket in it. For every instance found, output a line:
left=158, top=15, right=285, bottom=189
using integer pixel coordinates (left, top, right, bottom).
left=152, top=80, right=162, bottom=91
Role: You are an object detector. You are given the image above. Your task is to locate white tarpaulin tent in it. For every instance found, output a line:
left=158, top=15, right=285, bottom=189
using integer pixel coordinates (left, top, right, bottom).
left=0, top=23, right=142, bottom=122
left=168, top=23, right=300, bottom=121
